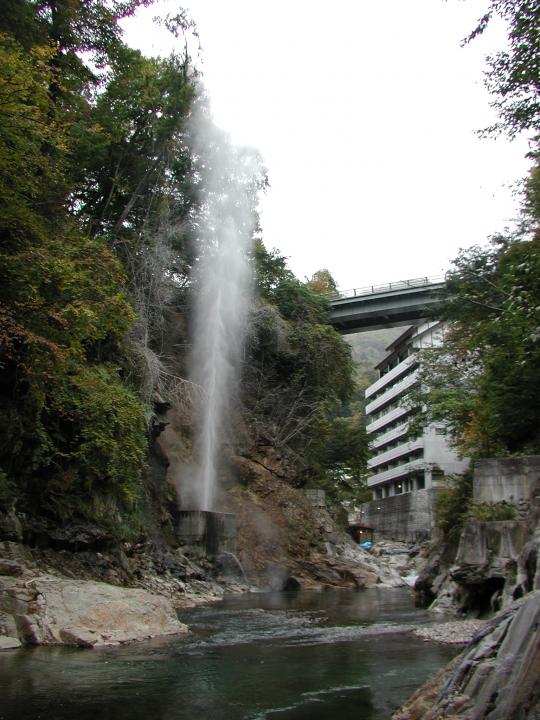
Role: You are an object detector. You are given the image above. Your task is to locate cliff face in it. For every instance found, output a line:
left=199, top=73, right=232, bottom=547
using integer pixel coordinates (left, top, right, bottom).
left=223, top=449, right=405, bottom=590
left=393, top=591, right=540, bottom=720
left=415, top=457, right=540, bottom=617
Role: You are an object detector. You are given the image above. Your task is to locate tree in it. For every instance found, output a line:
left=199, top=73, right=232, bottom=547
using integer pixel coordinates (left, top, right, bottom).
left=306, top=269, right=338, bottom=295
left=246, top=242, right=356, bottom=490
left=414, top=1, right=540, bottom=458
left=0, top=1, right=197, bottom=527
left=412, top=229, right=540, bottom=457
left=464, top=0, right=540, bottom=137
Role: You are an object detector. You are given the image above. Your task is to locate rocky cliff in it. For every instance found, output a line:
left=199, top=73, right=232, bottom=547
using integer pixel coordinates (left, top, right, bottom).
left=415, top=457, right=540, bottom=617
left=393, top=590, right=540, bottom=719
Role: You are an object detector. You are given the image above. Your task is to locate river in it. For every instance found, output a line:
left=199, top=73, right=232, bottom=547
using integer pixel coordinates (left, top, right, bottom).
left=0, top=588, right=458, bottom=720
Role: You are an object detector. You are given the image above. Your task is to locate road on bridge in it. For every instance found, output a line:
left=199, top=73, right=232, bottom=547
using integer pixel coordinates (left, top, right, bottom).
left=329, top=276, right=446, bottom=333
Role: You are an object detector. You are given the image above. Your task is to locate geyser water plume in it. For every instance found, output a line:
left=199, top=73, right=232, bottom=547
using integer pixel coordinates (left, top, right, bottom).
left=184, top=101, right=258, bottom=511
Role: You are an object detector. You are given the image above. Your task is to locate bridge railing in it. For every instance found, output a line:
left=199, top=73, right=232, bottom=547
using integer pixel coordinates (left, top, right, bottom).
left=328, top=275, right=446, bottom=301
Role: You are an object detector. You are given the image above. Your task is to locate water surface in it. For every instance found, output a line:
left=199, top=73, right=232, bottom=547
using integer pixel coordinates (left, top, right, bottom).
left=0, top=588, right=457, bottom=720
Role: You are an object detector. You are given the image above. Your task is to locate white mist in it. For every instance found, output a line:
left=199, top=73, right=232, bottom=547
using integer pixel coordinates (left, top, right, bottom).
left=185, top=100, right=257, bottom=511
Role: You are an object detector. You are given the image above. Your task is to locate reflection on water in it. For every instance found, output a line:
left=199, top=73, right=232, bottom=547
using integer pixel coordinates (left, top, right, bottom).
left=0, top=588, right=457, bottom=720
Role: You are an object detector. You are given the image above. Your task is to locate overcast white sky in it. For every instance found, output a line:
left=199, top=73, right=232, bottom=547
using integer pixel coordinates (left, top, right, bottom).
left=123, top=0, right=532, bottom=290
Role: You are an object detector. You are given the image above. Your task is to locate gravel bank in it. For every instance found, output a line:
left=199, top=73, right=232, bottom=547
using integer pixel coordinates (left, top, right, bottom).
left=411, top=619, right=486, bottom=645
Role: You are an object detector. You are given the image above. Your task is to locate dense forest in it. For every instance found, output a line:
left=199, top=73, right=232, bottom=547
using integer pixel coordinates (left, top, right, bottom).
left=0, top=0, right=368, bottom=540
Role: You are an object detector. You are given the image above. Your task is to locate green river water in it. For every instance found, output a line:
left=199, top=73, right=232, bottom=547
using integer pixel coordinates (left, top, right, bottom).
left=0, top=588, right=458, bottom=720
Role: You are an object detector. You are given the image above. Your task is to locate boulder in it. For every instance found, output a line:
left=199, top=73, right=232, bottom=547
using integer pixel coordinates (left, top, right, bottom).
left=0, top=573, right=187, bottom=648
left=0, top=559, right=25, bottom=577
left=393, top=590, right=540, bottom=719
left=0, top=636, right=21, bottom=650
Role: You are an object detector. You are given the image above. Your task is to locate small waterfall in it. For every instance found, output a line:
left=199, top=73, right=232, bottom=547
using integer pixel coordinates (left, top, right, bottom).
left=184, top=100, right=257, bottom=511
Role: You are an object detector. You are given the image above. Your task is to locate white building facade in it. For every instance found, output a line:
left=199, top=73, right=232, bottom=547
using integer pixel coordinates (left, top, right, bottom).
left=365, top=321, right=469, bottom=502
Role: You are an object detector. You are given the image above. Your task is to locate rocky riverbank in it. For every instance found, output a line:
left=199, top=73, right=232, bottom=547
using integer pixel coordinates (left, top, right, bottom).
left=0, top=482, right=416, bottom=649
left=410, top=619, right=485, bottom=645
left=0, top=558, right=187, bottom=649
left=393, top=590, right=540, bottom=719
left=0, top=541, right=410, bottom=650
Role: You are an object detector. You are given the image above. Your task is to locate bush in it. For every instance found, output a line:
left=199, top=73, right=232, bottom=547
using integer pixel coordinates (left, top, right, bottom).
left=435, top=472, right=473, bottom=543
left=1, top=364, right=147, bottom=524
left=468, top=501, right=516, bottom=521
left=46, top=364, right=147, bottom=507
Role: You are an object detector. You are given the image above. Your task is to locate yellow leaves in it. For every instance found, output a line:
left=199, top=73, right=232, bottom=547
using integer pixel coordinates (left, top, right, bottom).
left=87, top=122, right=106, bottom=135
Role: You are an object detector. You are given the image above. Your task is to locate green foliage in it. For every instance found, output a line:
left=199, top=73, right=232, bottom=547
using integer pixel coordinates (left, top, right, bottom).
left=469, top=501, right=516, bottom=521
left=72, top=45, right=195, bottom=248
left=308, top=412, right=370, bottom=505
left=50, top=366, right=147, bottom=502
left=414, top=228, right=540, bottom=457
left=248, top=242, right=359, bottom=494
left=0, top=0, right=198, bottom=531
left=435, top=472, right=473, bottom=544
left=305, top=268, right=338, bottom=295
left=252, top=240, right=293, bottom=299
left=0, top=35, right=65, bottom=249
left=271, top=278, right=330, bottom=324
left=414, top=4, right=540, bottom=459
left=464, top=0, right=540, bottom=137
left=0, top=364, right=147, bottom=520
left=435, top=473, right=516, bottom=545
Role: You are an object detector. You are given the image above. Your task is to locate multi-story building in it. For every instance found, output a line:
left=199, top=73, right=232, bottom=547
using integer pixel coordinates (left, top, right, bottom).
left=354, top=321, right=469, bottom=541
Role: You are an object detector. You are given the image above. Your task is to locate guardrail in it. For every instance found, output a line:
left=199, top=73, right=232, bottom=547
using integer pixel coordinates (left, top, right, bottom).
left=328, top=275, right=446, bottom=301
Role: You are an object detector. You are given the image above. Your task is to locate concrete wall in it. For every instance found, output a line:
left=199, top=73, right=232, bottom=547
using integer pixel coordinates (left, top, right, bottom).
left=354, top=455, right=540, bottom=545
left=354, top=488, right=441, bottom=543
left=474, top=456, right=540, bottom=505
left=423, top=427, right=470, bottom=478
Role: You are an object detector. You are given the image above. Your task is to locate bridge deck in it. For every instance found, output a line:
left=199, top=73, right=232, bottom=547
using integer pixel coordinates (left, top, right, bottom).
left=329, top=276, right=445, bottom=334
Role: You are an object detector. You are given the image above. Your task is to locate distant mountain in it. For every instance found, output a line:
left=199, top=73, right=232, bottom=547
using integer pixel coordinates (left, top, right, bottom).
left=345, top=327, right=405, bottom=387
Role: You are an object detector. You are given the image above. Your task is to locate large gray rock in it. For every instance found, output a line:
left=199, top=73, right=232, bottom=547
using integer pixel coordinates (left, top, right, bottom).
left=0, top=572, right=187, bottom=648
left=418, top=516, right=540, bottom=616
left=0, top=636, right=21, bottom=650
left=393, top=590, right=540, bottom=719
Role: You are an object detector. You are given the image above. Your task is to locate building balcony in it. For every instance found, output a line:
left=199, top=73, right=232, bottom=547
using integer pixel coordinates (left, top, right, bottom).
left=365, top=354, right=416, bottom=400
left=365, top=371, right=418, bottom=416
left=366, top=404, right=410, bottom=435
left=368, top=438, right=424, bottom=470
left=369, top=422, right=409, bottom=450
left=367, top=459, right=426, bottom=487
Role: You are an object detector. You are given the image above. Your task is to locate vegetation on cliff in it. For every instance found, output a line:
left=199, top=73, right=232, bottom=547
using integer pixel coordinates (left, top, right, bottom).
left=0, top=0, right=364, bottom=535
left=247, top=244, right=367, bottom=504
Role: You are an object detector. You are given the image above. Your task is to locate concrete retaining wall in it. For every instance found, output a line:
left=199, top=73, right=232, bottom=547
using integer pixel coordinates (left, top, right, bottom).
left=474, top=456, right=540, bottom=505
left=355, top=488, right=441, bottom=543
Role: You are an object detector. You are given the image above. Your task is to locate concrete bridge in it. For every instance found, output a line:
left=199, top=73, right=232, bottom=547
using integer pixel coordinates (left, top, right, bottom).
left=329, top=276, right=446, bottom=334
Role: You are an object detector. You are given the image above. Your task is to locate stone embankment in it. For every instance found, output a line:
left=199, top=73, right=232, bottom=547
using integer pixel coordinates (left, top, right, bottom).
left=393, top=590, right=540, bottom=719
